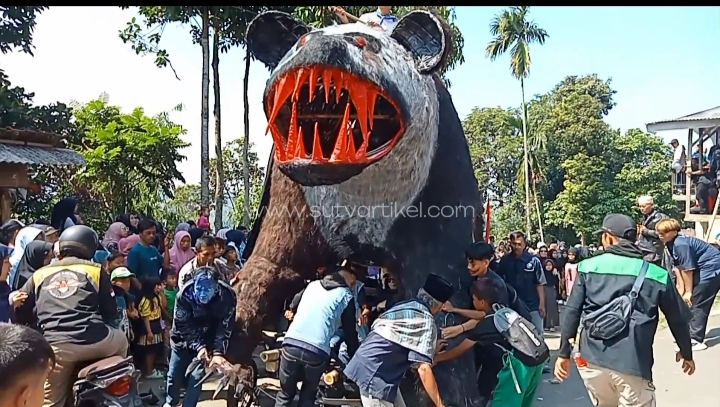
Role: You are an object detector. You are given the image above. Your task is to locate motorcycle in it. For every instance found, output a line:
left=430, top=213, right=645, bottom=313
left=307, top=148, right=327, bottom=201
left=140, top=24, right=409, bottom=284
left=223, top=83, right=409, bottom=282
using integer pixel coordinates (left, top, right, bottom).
left=70, top=356, right=149, bottom=407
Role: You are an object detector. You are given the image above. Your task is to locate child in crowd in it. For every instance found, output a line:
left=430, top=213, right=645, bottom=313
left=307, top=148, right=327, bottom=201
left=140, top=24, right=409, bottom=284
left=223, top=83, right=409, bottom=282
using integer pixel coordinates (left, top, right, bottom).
left=106, top=251, right=126, bottom=273
left=543, top=259, right=561, bottom=331
left=197, top=207, right=211, bottom=232
left=0, top=323, right=56, bottom=407
left=137, top=277, right=165, bottom=379
left=436, top=277, right=544, bottom=407
left=219, top=243, right=241, bottom=283
left=161, top=268, right=178, bottom=347
left=110, top=267, right=138, bottom=342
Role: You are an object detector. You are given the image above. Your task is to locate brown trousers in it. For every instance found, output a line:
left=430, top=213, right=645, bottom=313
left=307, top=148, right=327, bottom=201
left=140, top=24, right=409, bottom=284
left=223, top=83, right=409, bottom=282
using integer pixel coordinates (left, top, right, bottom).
left=43, top=327, right=129, bottom=407
left=578, top=363, right=656, bottom=407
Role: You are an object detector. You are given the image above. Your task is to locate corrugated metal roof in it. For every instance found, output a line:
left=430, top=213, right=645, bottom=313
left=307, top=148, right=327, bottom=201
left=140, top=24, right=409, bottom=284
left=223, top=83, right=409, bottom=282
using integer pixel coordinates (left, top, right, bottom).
left=0, top=143, right=85, bottom=166
left=646, top=106, right=720, bottom=132
left=648, top=106, right=720, bottom=125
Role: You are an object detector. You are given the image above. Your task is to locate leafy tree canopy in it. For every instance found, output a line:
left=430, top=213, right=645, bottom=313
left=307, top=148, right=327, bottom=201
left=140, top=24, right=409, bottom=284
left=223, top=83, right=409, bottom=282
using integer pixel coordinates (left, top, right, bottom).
left=0, top=6, right=48, bottom=55
left=465, top=74, right=674, bottom=244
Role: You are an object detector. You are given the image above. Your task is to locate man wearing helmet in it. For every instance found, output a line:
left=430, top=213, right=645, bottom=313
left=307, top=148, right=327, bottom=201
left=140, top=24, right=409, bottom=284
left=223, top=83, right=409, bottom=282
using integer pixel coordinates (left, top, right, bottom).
left=164, top=266, right=237, bottom=407
left=15, top=225, right=127, bottom=407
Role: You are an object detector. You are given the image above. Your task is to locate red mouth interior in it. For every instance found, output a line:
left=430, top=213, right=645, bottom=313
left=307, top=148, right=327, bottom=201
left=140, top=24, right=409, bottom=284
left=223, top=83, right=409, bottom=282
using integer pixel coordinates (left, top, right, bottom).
left=265, top=66, right=405, bottom=164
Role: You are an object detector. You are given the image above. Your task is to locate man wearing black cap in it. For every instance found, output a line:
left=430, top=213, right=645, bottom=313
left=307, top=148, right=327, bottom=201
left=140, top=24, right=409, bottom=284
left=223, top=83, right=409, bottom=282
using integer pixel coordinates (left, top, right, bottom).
left=554, top=214, right=694, bottom=407
left=344, top=274, right=454, bottom=407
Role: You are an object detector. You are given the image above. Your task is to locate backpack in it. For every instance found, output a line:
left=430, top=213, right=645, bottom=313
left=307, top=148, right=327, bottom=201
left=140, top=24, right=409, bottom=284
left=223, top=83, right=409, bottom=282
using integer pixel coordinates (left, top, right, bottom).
left=582, top=260, right=649, bottom=341
left=487, top=304, right=549, bottom=367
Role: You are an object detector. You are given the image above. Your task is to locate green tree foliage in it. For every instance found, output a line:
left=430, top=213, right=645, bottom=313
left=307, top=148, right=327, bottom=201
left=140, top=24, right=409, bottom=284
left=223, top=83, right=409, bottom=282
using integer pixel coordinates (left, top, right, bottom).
left=209, top=139, right=265, bottom=227
left=69, top=96, right=188, bottom=228
left=1, top=69, right=81, bottom=223
left=209, top=139, right=263, bottom=203
left=465, top=74, right=674, bottom=244
left=160, top=183, right=201, bottom=227
left=292, top=6, right=465, bottom=86
left=0, top=7, right=48, bottom=55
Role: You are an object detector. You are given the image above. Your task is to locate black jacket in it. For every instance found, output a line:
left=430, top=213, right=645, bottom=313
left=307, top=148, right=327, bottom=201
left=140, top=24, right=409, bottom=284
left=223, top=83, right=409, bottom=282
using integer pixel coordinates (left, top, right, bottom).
left=559, top=241, right=692, bottom=380
left=17, top=258, right=118, bottom=345
left=638, top=209, right=668, bottom=263
left=171, top=279, right=237, bottom=356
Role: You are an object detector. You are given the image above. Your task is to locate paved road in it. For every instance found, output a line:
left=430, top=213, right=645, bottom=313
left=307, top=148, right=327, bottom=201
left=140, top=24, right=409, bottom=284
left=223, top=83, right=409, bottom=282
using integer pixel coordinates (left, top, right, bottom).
left=144, top=314, right=720, bottom=407
left=537, top=313, right=720, bottom=407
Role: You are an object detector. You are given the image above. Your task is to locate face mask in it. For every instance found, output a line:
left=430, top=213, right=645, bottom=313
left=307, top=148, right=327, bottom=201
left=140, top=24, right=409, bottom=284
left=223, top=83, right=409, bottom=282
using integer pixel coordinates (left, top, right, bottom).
left=193, top=273, right=217, bottom=304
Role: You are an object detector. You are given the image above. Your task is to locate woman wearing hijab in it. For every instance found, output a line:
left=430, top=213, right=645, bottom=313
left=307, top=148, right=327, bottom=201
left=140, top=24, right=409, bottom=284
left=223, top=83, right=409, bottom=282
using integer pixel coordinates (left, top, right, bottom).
left=176, top=222, right=190, bottom=233
left=8, top=227, right=44, bottom=290
left=188, top=227, right=205, bottom=248
left=13, top=241, right=54, bottom=291
left=169, top=231, right=194, bottom=270
left=225, top=229, right=246, bottom=261
left=0, top=219, right=24, bottom=246
left=0, top=243, right=15, bottom=322
left=119, top=234, right=142, bottom=259
left=51, top=197, right=80, bottom=233
left=31, top=224, right=59, bottom=244
left=117, top=213, right=139, bottom=235
left=103, top=222, right=129, bottom=252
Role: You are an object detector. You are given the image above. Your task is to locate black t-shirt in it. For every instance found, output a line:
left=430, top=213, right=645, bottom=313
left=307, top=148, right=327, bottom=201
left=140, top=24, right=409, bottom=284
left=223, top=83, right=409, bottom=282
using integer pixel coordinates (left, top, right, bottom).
left=544, top=269, right=559, bottom=290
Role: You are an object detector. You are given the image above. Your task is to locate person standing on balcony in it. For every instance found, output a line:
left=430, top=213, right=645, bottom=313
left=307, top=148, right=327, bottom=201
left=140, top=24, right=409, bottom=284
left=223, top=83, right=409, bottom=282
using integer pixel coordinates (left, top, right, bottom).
left=671, top=139, right=686, bottom=193
left=637, top=195, right=668, bottom=268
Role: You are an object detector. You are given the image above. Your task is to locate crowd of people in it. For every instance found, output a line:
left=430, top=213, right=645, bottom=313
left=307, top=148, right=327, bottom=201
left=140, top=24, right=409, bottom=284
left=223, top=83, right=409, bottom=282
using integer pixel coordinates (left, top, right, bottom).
left=0, top=190, right=719, bottom=407
left=0, top=197, right=248, bottom=407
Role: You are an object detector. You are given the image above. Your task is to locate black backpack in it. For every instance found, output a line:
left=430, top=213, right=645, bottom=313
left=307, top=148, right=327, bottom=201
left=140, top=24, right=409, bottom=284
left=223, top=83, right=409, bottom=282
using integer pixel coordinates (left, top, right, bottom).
left=487, top=304, right=550, bottom=367
left=582, top=260, right=649, bottom=340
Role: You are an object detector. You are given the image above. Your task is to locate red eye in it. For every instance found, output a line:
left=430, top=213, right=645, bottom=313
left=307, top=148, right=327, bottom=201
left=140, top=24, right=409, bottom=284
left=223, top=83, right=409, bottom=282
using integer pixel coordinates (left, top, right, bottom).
left=299, top=34, right=310, bottom=47
left=354, top=36, right=367, bottom=48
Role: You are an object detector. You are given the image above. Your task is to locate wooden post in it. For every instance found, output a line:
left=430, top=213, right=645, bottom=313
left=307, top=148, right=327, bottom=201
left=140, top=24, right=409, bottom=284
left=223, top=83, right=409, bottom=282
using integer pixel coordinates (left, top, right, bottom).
left=686, top=128, right=694, bottom=216
left=0, top=189, right=11, bottom=223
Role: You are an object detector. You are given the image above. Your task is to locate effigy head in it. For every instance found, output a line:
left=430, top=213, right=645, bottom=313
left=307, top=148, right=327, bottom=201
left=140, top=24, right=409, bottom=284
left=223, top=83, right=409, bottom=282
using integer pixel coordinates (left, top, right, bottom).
left=246, top=10, right=452, bottom=186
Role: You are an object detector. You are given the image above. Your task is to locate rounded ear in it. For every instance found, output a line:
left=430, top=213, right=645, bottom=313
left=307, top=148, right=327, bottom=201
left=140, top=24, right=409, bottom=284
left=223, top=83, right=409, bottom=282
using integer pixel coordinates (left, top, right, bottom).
left=390, top=10, right=451, bottom=74
left=245, top=11, right=312, bottom=70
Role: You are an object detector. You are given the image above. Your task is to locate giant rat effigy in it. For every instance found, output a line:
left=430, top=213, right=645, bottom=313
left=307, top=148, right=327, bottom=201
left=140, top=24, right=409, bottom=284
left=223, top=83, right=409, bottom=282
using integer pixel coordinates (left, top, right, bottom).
left=232, top=10, right=483, bottom=406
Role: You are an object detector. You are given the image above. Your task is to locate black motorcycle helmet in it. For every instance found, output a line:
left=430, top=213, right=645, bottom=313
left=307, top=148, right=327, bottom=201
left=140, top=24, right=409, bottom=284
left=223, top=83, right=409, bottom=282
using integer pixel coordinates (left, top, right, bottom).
left=58, top=225, right=99, bottom=260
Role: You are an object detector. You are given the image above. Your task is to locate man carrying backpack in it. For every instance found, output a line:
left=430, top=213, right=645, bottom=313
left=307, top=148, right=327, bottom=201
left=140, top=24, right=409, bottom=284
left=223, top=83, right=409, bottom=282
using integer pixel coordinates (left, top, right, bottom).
left=554, top=214, right=695, bottom=407
left=436, top=276, right=548, bottom=407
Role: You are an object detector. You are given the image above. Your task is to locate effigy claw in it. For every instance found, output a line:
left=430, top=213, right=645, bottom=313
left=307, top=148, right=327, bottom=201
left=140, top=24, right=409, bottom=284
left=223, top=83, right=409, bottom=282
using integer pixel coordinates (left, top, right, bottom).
left=185, top=358, right=202, bottom=377
left=212, top=376, right=231, bottom=400
left=194, top=368, right=216, bottom=388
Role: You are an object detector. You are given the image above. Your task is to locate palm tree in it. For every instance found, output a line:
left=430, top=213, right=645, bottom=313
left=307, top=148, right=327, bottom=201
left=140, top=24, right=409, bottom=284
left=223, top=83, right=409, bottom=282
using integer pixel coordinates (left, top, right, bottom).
left=486, top=6, right=548, bottom=239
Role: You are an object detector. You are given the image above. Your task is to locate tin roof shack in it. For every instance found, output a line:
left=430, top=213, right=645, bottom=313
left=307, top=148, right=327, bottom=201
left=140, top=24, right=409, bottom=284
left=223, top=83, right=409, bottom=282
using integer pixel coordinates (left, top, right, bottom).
left=646, top=106, right=720, bottom=241
left=0, top=127, right=85, bottom=222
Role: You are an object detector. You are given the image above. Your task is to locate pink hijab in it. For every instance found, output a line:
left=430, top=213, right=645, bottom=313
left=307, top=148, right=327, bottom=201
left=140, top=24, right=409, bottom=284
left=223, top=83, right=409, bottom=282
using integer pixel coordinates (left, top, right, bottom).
left=118, top=235, right=141, bottom=257
left=169, top=231, right=194, bottom=270
left=102, top=222, right=125, bottom=247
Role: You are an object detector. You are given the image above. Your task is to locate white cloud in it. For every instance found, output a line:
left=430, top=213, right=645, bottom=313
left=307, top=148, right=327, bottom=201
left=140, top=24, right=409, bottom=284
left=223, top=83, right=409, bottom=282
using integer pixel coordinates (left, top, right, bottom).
left=1, top=7, right=274, bottom=185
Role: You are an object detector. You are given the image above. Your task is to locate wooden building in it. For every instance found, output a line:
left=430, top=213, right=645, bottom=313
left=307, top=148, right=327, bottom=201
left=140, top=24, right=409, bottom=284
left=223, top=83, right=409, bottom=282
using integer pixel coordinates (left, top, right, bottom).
left=0, top=127, right=85, bottom=222
left=646, top=106, right=720, bottom=241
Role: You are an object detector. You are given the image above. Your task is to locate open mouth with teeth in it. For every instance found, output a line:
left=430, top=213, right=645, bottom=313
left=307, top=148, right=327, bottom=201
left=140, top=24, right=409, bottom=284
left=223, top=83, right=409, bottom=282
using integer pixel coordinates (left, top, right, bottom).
left=265, top=66, right=405, bottom=164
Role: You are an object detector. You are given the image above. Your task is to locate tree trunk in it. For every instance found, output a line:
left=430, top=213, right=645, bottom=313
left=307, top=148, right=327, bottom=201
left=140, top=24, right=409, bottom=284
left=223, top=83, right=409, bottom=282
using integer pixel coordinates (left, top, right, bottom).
left=212, top=25, right=224, bottom=231
left=520, top=78, right=532, bottom=238
left=242, top=47, right=251, bottom=226
left=532, top=181, right=545, bottom=243
left=199, top=7, right=211, bottom=207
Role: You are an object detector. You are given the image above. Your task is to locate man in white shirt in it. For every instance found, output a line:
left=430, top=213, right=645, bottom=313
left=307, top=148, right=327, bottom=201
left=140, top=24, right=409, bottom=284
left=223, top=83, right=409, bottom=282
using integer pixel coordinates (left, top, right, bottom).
left=334, top=6, right=399, bottom=32
left=670, top=138, right=686, bottom=192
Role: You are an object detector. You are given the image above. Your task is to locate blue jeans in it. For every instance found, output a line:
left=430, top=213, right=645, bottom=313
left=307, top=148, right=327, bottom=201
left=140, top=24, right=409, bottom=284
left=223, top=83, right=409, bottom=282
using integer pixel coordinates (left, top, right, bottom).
left=529, top=310, right=549, bottom=368
left=164, top=346, right=205, bottom=407
left=275, top=344, right=328, bottom=407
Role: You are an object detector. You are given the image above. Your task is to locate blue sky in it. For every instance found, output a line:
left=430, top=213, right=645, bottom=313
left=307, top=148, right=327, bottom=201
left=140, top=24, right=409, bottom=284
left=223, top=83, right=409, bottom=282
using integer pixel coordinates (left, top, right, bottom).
left=3, top=6, right=718, bottom=184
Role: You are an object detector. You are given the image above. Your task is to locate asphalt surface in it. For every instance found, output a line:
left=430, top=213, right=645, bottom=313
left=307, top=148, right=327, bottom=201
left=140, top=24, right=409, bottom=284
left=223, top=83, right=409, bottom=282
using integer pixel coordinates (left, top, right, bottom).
left=143, top=314, right=720, bottom=407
